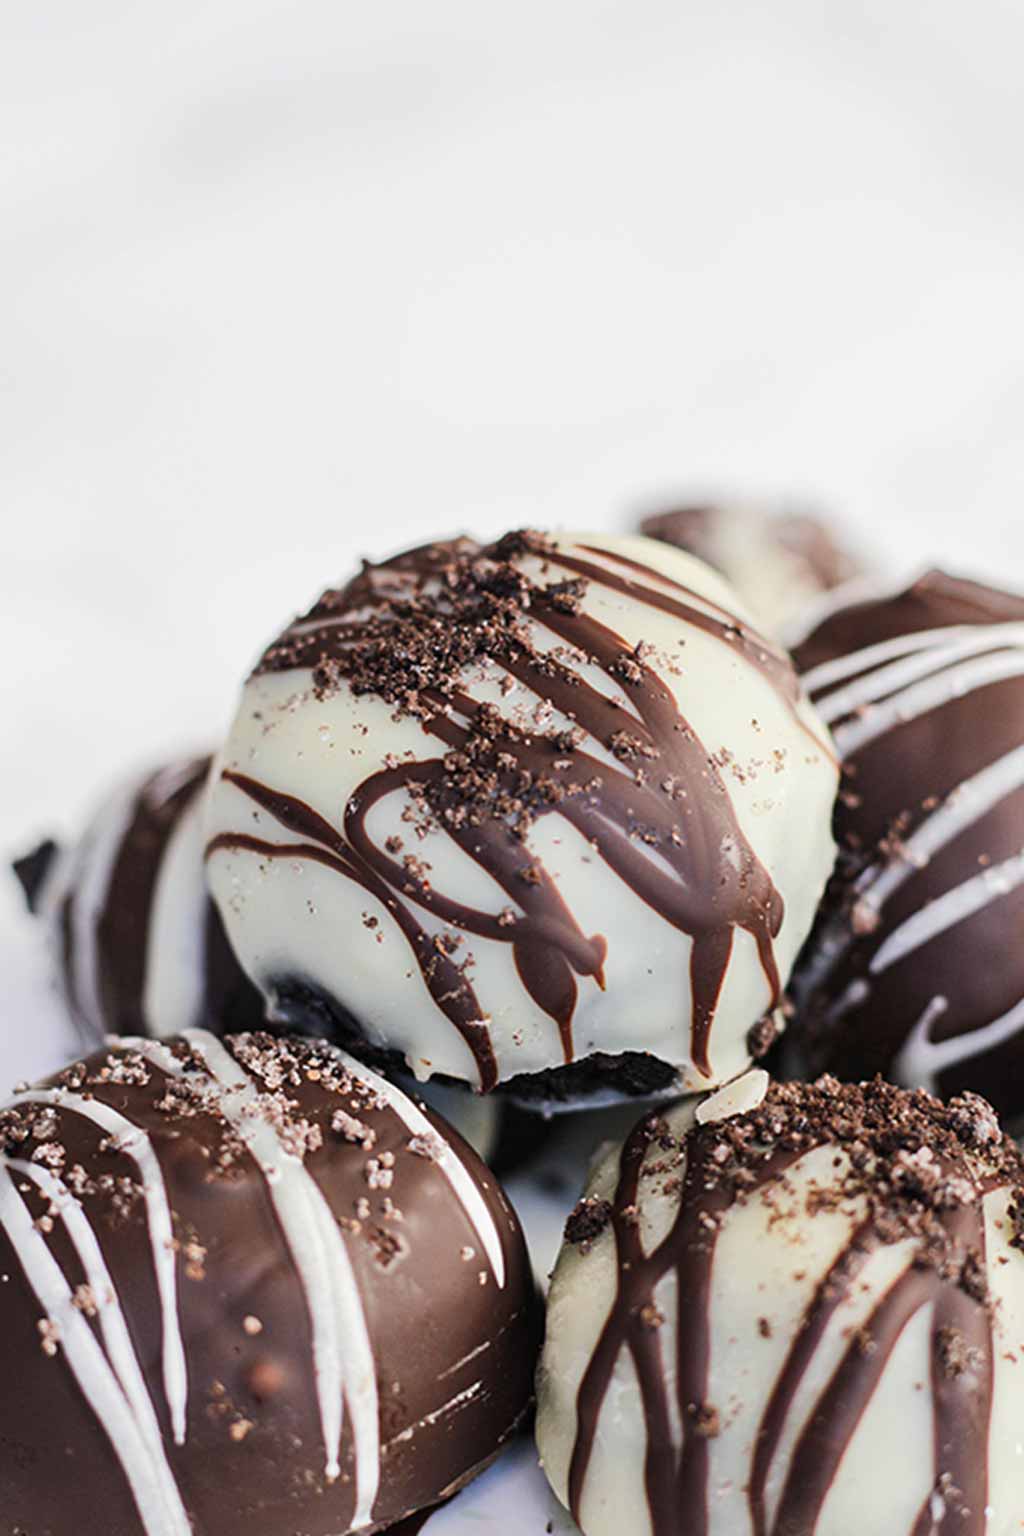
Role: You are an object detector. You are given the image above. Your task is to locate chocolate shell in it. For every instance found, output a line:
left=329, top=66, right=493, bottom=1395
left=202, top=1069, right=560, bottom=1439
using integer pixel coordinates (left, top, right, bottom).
left=0, top=1030, right=538, bottom=1535
left=790, top=571, right=1024, bottom=1117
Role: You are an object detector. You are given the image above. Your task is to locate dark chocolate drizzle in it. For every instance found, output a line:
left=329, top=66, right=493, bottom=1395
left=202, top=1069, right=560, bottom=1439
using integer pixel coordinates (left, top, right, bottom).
left=567, top=1081, right=1007, bottom=1536
left=210, top=534, right=803, bottom=1089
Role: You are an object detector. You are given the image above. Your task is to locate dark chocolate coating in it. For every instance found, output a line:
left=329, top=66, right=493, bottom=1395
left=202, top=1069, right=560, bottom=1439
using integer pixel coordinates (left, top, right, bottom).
left=0, top=1032, right=539, bottom=1535
left=14, top=756, right=263, bottom=1045
left=791, top=571, right=1024, bottom=1116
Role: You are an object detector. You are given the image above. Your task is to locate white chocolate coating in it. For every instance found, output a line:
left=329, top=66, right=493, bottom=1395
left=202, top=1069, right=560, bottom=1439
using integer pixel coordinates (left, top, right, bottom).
left=206, top=532, right=837, bottom=1098
left=642, top=505, right=865, bottom=636
left=537, top=1090, right=1024, bottom=1536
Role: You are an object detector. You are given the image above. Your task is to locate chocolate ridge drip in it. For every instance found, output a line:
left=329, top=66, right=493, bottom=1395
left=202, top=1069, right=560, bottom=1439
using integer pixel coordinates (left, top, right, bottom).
left=748, top=1219, right=879, bottom=1536
left=770, top=1262, right=942, bottom=1535
left=213, top=534, right=799, bottom=1087
left=210, top=776, right=501, bottom=1090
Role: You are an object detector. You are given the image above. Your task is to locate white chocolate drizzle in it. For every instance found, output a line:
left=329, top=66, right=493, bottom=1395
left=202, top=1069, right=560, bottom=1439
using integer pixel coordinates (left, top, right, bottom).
left=11, top=1085, right=189, bottom=1444
left=143, top=1028, right=382, bottom=1525
left=799, top=610, right=1024, bottom=1078
left=320, top=1039, right=508, bottom=1288
left=0, top=1161, right=191, bottom=1536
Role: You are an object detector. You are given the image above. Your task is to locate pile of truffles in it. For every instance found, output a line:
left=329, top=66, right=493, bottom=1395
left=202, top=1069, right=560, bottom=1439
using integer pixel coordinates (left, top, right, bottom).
left=8, top=512, right=1024, bottom=1536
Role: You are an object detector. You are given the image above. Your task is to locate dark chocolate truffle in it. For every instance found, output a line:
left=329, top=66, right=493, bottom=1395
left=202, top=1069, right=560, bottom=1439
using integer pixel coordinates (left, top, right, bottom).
left=0, top=1029, right=538, bottom=1535
left=790, top=571, right=1024, bottom=1118
left=640, top=502, right=864, bottom=634
left=205, top=530, right=837, bottom=1105
left=538, top=1072, right=1024, bottom=1536
left=13, top=756, right=262, bottom=1046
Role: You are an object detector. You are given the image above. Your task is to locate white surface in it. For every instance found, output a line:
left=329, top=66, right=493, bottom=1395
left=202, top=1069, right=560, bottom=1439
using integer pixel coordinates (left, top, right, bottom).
left=4, top=6, right=1024, bottom=1530
left=3, top=0, right=1024, bottom=869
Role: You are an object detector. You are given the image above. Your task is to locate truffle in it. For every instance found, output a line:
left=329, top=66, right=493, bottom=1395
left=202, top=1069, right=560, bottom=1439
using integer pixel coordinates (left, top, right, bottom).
left=12, top=756, right=262, bottom=1046
left=639, top=502, right=864, bottom=635
left=536, top=1074, right=1024, bottom=1536
left=0, top=1029, right=538, bottom=1535
left=790, top=571, right=1024, bottom=1119
left=205, top=530, right=837, bottom=1103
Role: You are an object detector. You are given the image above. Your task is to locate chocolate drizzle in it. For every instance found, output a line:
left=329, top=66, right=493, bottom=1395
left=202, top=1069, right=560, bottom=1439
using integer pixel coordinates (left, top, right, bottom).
left=565, top=1078, right=1015, bottom=1536
left=210, top=533, right=806, bottom=1089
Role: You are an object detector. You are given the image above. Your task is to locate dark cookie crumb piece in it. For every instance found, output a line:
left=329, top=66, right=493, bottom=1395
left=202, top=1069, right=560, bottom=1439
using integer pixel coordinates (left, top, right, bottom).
left=565, top=1197, right=613, bottom=1250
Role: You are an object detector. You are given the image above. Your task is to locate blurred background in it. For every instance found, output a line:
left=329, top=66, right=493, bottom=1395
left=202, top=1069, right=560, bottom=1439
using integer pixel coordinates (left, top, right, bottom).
left=4, top=0, right=1024, bottom=858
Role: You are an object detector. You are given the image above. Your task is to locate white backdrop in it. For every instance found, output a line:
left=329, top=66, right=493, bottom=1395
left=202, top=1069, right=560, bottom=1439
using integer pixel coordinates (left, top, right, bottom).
left=3, top=0, right=1024, bottom=1082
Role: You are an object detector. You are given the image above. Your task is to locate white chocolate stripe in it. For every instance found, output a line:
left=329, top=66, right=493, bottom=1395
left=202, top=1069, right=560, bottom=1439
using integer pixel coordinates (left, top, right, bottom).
left=833, top=649, right=1024, bottom=757
left=870, top=851, right=1024, bottom=976
left=68, top=781, right=138, bottom=1035
left=324, top=1041, right=508, bottom=1289
left=893, top=995, right=1024, bottom=1095
left=813, top=625, right=1024, bottom=727
left=780, top=571, right=911, bottom=651
left=0, top=1163, right=191, bottom=1536
left=142, top=787, right=209, bottom=1039
left=799, top=746, right=1024, bottom=1025
left=853, top=744, right=1024, bottom=921
left=800, top=622, right=998, bottom=695
left=12, top=1086, right=189, bottom=1445
left=167, top=1030, right=381, bottom=1526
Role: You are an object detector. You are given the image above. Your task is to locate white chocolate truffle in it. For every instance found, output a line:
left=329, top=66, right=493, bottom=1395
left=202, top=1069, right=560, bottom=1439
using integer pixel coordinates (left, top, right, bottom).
left=537, top=1077, right=1024, bottom=1536
left=205, top=531, right=837, bottom=1100
left=640, top=504, right=865, bottom=636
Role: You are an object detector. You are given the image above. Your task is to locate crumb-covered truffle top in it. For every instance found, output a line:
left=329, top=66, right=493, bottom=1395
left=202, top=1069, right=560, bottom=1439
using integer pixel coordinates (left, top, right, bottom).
left=548, top=1075, right=1024, bottom=1536
left=207, top=531, right=838, bottom=1097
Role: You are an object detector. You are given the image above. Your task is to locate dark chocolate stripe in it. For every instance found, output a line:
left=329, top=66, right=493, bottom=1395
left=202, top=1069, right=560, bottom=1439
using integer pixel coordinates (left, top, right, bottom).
left=210, top=781, right=501, bottom=1091
left=748, top=1220, right=879, bottom=1536
left=925, top=1203, right=993, bottom=1533
left=770, top=1264, right=939, bottom=1535
left=568, top=1121, right=800, bottom=1536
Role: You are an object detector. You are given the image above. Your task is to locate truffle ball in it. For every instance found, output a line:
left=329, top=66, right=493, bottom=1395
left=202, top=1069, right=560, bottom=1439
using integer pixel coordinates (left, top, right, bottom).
left=11, top=755, right=528, bottom=1165
left=0, top=1029, right=538, bottom=1535
left=790, top=571, right=1024, bottom=1119
left=537, top=1074, right=1024, bottom=1536
left=205, top=530, right=837, bottom=1104
left=639, top=503, right=864, bottom=635
left=13, top=756, right=262, bottom=1046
